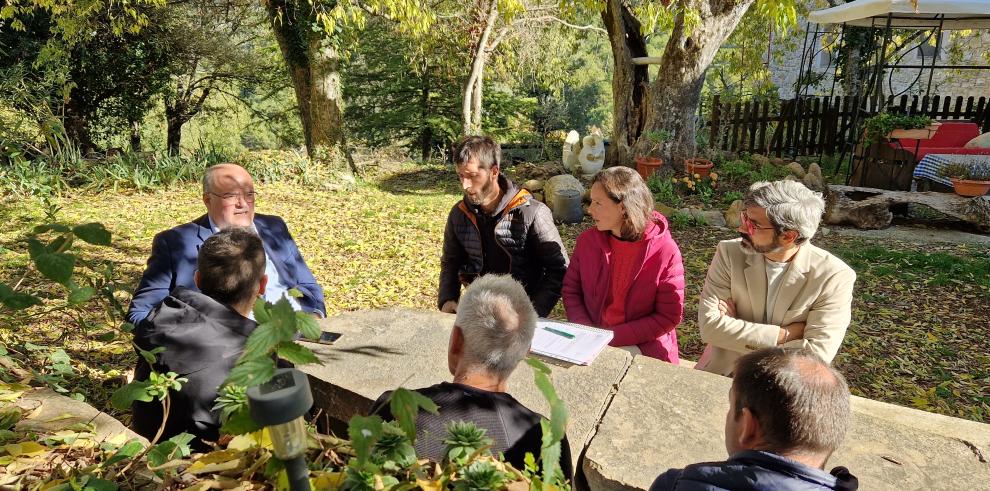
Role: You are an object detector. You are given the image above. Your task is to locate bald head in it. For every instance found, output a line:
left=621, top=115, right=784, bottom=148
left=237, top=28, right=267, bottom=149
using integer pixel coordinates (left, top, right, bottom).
left=452, top=275, right=537, bottom=380
left=731, top=348, right=851, bottom=456
left=202, top=163, right=255, bottom=229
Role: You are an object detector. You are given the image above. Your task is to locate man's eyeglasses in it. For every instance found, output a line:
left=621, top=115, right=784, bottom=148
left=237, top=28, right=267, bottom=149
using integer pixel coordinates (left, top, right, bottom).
left=740, top=211, right=775, bottom=235
left=208, top=192, right=257, bottom=204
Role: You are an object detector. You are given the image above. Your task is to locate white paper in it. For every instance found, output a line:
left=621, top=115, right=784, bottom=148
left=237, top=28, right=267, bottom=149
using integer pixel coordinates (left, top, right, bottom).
left=530, top=319, right=614, bottom=365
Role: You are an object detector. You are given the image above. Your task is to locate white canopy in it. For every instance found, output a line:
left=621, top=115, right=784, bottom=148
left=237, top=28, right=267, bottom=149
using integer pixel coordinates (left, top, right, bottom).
left=808, top=0, right=990, bottom=29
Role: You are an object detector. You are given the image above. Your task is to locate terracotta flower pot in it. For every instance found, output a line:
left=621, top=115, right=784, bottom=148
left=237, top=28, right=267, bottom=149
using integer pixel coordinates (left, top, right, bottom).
left=888, top=122, right=941, bottom=140
left=684, top=158, right=714, bottom=178
left=636, top=156, right=664, bottom=180
left=950, top=178, right=990, bottom=197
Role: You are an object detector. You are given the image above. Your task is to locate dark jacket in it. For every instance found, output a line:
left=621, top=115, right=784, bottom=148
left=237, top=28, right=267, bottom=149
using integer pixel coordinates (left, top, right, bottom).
left=131, top=287, right=257, bottom=448
left=371, top=382, right=573, bottom=480
left=438, top=175, right=568, bottom=316
left=650, top=450, right=859, bottom=491
left=127, top=213, right=325, bottom=326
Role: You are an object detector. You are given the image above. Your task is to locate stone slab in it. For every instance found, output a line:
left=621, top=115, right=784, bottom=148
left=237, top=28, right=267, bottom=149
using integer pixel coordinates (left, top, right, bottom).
left=583, top=356, right=990, bottom=491
left=301, top=308, right=633, bottom=470
left=10, top=388, right=148, bottom=445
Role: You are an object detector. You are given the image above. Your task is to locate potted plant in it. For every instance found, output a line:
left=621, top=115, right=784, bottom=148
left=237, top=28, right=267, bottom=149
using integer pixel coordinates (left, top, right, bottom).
left=862, top=113, right=940, bottom=145
left=939, top=161, right=990, bottom=197
left=635, top=129, right=670, bottom=179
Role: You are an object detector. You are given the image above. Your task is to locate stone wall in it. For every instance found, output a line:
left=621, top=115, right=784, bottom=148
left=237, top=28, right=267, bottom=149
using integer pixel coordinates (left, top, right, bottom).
left=304, top=308, right=990, bottom=490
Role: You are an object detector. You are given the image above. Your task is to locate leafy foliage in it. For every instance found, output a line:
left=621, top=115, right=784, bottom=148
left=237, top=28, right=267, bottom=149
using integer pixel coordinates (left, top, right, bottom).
left=862, top=113, right=935, bottom=146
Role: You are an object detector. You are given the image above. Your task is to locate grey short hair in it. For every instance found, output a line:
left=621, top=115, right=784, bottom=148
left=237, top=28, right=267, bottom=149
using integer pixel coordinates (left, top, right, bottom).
left=454, top=275, right=537, bottom=379
left=733, top=348, right=851, bottom=456
left=744, top=181, right=825, bottom=244
left=202, top=163, right=239, bottom=194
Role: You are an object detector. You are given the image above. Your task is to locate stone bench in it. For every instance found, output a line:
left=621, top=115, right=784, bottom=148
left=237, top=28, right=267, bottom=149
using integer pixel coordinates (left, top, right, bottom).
left=583, top=355, right=990, bottom=490
left=302, top=309, right=990, bottom=490
left=302, top=308, right=633, bottom=471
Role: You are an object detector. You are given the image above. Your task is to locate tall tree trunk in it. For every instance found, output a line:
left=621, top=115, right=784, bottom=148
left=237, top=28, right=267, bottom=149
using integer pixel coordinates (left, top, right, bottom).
left=420, top=66, right=433, bottom=161
left=63, top=101, right=94, bottom=155
left=166, top=112, right=184, bottom=157
left=266, top=0, right=355, bottom=179
left=639, top=0, right=755, bottom=165
left=462, top=0, right=498, bottom=136
left=602, top=0, right=649, bottom=168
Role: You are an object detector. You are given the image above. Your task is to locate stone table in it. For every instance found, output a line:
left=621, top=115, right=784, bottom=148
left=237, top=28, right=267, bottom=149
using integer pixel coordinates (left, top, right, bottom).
left=582, top=355, right=990, bottom=491
left=301, top=308, right=633, bottom=471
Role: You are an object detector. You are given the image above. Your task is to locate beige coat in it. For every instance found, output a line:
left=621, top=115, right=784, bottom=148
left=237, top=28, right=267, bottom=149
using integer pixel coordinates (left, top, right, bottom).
left=695, top=238, right=856, bottom=376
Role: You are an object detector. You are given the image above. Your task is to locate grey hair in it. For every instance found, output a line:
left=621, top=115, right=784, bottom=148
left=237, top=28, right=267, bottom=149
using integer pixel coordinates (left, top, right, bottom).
left=454, top=275, right=537, bottom=380
left=202, top=163, right=239, bottom=194
left=744, top=180, right=825, bottom=244
left=733, top=348, right=851, bottom=456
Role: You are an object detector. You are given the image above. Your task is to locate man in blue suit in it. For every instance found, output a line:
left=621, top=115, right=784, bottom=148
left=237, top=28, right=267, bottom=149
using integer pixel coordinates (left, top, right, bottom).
left=126, top=163, right=325, bottom=325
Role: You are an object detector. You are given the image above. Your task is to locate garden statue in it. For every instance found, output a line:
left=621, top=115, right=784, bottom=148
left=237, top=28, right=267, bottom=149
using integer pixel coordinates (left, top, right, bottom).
left=562, top=130, right=581, bottom=173
left=577, top=129, right=605, bottom=177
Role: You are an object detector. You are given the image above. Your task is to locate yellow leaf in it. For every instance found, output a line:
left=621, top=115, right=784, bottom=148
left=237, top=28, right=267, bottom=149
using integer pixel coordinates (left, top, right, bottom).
left=4, top=441, right=48, bottom=457
left=415, top=478, right=442, bottom=491
left=45, top=413, right=75, bottom=423
left=226, top=434, right=257, bottom=451
left=312, top=472, right=345, bottom=490
left=106, top=433, right=130, bottom=446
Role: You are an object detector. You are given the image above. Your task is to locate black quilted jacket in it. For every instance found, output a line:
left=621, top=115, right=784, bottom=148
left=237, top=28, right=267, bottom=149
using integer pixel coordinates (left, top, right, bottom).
left=438, top=175, right=569, bottom=316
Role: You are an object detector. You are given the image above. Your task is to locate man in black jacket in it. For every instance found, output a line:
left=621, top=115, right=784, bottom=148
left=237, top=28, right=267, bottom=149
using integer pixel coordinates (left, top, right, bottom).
left=375, top=274, right=572, bottom=479
left=650, top=348, right=858, bottom=491
left=131, top=227, right=268, bottom=448
left=439, top=136, right=568, bottom=317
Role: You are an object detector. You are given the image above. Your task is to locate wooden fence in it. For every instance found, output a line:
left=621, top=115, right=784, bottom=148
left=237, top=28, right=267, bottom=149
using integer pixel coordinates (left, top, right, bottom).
left=707, top=94, right=990, bottom=157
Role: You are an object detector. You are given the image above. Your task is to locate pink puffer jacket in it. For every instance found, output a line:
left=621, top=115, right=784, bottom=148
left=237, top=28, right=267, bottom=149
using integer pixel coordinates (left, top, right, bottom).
left=562, top=211, right=685, bottom=363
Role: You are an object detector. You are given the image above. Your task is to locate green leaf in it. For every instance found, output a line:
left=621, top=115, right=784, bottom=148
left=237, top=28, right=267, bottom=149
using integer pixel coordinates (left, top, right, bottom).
left=269, top=297, right=297, bottom=338
left=33, top=223, right=69, bottom=234
left=389, top=388, right=439, bottom=441
left=26, top=238, right=45, bottom=259
left=110, top=380, right=155, bottom=410
left=219, top=406, right=259, bottom=436
left=95, top=331, right=116, bottom=342
left=287, top=288, right=303, bottom=298
left=275, top=342, right=319, bottom=365
left=102, top=439, right=145, bottom=467
left=549, top=402, right=568, bottom=443
left=120, top=322, right=134, bottom=333
left=81, top=476, right=118, bottom=491
left=46, top=234, right=72, bottom=253
left=348, top=415, right=384, bottom=465
left=72, top=222, right=112, bottom=245
left=137, top=346, right=164, bottom=366
left=147, top=432, right=195, bottom=467
left=225, top=358, right=275, bottom=388
left=34, top=252, right=75, bottom=285
left=68, top=285, right=96, bottom=305
left=0, top=283, right=41, bottom=310
left=252, top=298, right=271, bottom=324
left=0, top=409, right=20, bottom=431
left=242, top=323, right=281, bottom=361
left=296, top=312, right=320, bottom=340
left=539, top=438, right=561, bottom=486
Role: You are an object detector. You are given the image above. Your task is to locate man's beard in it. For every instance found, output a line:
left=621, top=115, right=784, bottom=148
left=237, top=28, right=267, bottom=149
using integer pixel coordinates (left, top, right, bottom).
left=466, top=179, right=495, bottom=206
left=739, top=233, right=783, bottom=254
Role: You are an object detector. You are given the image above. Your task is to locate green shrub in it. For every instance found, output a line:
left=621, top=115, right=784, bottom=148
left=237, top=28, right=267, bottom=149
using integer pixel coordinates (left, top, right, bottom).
left=647, top=172, right=682, bottom=207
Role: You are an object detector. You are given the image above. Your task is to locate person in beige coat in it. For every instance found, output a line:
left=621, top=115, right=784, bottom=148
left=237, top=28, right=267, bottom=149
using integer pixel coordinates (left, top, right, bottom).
left=696, top=180, right=856, bottom=376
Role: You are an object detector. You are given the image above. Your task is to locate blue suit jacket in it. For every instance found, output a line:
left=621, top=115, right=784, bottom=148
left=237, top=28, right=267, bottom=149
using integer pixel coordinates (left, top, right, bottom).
left=126, top=214, right=326, bottom=326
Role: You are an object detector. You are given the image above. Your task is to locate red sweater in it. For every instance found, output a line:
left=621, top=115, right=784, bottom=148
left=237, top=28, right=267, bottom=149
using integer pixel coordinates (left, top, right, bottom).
left=602, top=236, right=646, bottom=327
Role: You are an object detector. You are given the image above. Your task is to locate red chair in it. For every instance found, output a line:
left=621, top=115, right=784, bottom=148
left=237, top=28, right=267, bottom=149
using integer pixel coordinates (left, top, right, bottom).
left=890, top=121, right=990, bottom=160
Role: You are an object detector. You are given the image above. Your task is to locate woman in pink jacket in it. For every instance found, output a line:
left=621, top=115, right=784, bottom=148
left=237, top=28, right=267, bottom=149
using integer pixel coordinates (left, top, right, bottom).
left=562, top=166, right=685, bottom=363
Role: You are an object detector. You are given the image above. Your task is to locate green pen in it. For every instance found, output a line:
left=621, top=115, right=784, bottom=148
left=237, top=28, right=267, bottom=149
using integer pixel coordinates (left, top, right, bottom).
left=543, top=326, right=575, bottom=339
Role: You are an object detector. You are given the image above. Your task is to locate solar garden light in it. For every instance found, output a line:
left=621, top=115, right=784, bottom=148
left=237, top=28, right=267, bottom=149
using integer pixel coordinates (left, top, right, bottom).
left=248, top=368, right=314, bottom=491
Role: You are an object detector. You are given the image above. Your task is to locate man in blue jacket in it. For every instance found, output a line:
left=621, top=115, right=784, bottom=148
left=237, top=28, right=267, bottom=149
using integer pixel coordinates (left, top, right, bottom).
left=126, top=163, right=325, bottom=325
left=650, top=348, right=858, bottom=491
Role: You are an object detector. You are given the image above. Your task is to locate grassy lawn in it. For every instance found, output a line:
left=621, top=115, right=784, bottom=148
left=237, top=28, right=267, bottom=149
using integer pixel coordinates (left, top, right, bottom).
left=1, top=161, right=988, bottom=423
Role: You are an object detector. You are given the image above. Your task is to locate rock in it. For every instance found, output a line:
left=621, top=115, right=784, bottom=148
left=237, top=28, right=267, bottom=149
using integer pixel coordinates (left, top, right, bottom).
left=724, top=199, right=744, bottom=229
left=808, top=162, right=824, bottom=180
left=577, top=130, right=605, bottom=177
left=655, top=202, right=677, bottom=217
left=819, top=226, right=831, bottom=236
left=12, top=388, right=148, bottom=444
left=751, top=154, right=770, bottom=167
left=784, top=174, right=797, bottom=181
left=522, top=179, right=544, bottom=192
left=770, top=157, right=786, bottom=166
left=785, top=162, right=806, bottom=179
left=303, top=309, right=633, bottom=472
left=802, top=170, right=826, bottom=192
left=700, top=210, right=727, bottom=228
left=582, top=355, right=990, bottom=491
left=544, top=174, right=585, bottom=211
left=825, top=185, right=990, bottom=232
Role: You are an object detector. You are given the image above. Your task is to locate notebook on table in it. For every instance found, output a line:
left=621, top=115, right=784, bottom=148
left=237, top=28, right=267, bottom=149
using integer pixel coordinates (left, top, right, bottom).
left=530, top=319, right=614, bottom=365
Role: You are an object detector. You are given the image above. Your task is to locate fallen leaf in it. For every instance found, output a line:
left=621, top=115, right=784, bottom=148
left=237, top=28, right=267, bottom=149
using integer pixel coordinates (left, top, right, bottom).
left=3, top=441, right=48, bottom=457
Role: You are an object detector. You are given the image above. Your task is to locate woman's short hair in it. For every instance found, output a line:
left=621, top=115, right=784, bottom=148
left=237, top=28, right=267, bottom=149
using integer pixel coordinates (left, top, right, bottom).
left=454, top=275, right=537, bottom=380
left=744, top=181, right=825, bottom=244
left=197, top=227, right=266, bottom=306
left=592, top=166, right=655, bottom=241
